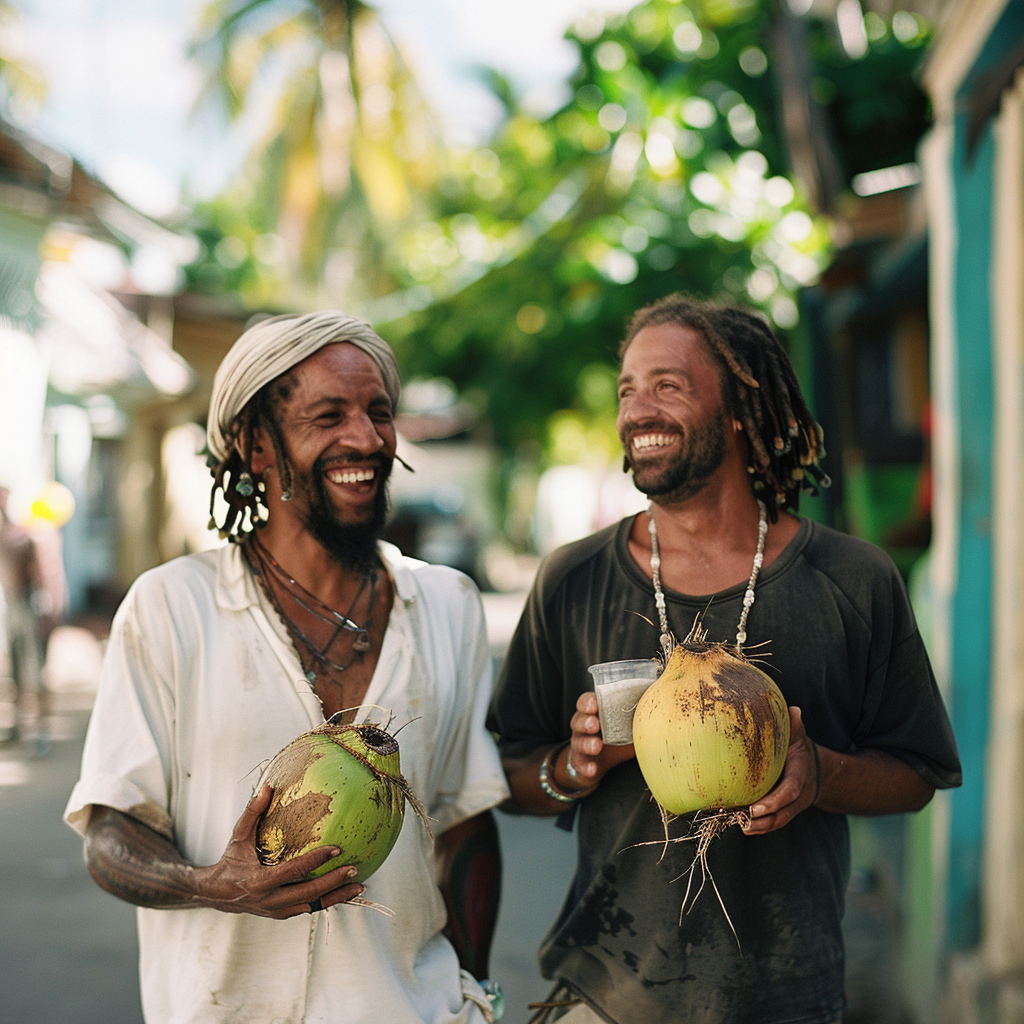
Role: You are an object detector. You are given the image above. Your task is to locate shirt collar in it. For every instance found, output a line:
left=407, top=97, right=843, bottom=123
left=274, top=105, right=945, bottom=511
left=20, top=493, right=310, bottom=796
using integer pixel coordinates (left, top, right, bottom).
left=216, top=538, right=417, bottom=611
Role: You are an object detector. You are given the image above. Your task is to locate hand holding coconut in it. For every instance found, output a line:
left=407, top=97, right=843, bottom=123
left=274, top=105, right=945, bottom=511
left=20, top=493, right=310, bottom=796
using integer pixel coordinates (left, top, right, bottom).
left=84, top=783, right=367, bottom=920
left=194, top=782, right=367, bottom=916
left=742, top=706, right=820, bottom=834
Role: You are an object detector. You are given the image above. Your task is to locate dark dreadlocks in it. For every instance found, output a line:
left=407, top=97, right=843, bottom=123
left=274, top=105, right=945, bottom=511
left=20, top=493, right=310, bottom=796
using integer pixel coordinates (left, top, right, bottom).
left=207, top=371, right=300, bottom=542
left=620, top=293, right=830, bottom=521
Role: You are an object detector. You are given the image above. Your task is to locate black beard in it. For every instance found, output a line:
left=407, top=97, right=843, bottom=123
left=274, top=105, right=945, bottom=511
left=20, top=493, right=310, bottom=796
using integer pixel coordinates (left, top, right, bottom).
left=298, top=452, right=392, bottom=574
left=623, top=409, right=727, bottom=503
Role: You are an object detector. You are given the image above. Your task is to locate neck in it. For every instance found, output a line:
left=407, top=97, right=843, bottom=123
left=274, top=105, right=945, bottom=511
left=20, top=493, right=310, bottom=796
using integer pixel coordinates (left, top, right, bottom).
left=251, top=520, right=376, bottom=606
left=647, top=496, right=768, bottom=654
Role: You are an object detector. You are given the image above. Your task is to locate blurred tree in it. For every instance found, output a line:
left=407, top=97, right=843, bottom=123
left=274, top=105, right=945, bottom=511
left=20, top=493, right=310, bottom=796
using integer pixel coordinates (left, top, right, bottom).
left=0, top=1, right=46, bottom=120
left=185, top=0, right=934, bottom=486
left=378, top=0, right=833, bottom=461
left=188, top=0, right=442, bottom=306
left=376, top=0, right=933, bottom=463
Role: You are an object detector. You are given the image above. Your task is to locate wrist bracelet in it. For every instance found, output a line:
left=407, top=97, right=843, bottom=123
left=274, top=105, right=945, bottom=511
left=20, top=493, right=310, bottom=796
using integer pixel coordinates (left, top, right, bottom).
left=539, top=742, right=595, bottom=803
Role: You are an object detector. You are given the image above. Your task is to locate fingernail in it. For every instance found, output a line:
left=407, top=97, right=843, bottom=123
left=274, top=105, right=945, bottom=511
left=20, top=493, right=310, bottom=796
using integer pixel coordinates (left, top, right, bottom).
left=346, top=867, right=358, bottom=879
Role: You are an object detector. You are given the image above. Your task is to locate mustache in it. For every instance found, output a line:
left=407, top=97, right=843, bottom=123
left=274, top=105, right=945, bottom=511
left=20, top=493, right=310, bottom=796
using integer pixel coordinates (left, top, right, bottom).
left=620, top=421, right=680, bottom=444
left=314, top=451, right=393, bottom=474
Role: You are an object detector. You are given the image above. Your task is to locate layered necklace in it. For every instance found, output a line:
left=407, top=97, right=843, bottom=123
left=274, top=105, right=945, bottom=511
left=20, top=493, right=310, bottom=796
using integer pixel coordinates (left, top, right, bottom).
left=645, top=498, right=768, bottom=659
left=245, top=535, right=377, bottom=684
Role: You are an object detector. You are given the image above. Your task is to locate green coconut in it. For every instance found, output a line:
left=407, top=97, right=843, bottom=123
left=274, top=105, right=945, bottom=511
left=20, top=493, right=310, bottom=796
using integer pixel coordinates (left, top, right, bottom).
left=255, top=719, right=430, bottom=882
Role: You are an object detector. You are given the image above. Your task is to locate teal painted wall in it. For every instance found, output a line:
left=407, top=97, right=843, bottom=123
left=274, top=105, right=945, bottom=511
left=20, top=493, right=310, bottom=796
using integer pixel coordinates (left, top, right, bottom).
left=945, top=117, right=993, bottom=951
left=942, top=0, right=1024, bottom=952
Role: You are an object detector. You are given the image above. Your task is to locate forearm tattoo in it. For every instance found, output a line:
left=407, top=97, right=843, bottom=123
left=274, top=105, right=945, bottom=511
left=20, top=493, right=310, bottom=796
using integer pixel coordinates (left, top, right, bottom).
left=440, top=813, right=502, bottom=980
left=85, top=807, right=200, bottom=909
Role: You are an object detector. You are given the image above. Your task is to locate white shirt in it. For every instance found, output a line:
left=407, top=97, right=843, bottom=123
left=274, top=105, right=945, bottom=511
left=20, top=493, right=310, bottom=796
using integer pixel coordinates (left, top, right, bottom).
left=65, top=541, right=509, bottom=1024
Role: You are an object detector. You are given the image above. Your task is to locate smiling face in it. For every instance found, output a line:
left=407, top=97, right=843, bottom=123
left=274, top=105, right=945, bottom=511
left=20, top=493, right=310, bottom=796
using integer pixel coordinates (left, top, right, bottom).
left=616, top=322, right=735, bottom=503
left=253, top=342, right=397, bottom=569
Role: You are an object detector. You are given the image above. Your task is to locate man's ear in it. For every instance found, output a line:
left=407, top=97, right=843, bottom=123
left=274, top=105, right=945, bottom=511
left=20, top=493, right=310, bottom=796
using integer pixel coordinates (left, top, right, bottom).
left=247, top=424, right=273, bottom=476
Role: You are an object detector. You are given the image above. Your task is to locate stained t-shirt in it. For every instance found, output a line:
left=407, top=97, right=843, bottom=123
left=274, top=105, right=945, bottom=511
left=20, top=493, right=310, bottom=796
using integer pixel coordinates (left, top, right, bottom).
left=488, top=516, right=961, bottom=1024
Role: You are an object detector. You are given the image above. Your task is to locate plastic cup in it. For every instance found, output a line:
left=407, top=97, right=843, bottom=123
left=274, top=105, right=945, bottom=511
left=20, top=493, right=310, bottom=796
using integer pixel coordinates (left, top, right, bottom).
left=587, top=659, right=661, bottom=745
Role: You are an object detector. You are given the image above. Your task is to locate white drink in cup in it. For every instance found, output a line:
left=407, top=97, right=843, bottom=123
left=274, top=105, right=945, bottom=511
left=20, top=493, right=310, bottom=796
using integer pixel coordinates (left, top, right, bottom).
left=588, top=659, right=662, bottom=745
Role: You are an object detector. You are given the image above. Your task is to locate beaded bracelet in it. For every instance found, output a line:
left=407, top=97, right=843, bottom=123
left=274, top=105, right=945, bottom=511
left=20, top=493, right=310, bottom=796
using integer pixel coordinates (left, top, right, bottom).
left=539, top=741, right=596, bottom=803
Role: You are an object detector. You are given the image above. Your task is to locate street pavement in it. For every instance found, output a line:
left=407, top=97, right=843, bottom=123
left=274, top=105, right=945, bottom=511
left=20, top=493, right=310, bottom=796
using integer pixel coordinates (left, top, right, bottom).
left=0, top=610, right=909, bottom=1024
left=0, top=609, right=578, bottom=1024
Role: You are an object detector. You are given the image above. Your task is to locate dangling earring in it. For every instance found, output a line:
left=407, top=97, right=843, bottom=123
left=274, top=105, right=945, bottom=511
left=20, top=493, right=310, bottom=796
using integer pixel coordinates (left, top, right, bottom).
left=235, top=471, right=255, bottom=497
left=280, top=489, right=292, bottom=501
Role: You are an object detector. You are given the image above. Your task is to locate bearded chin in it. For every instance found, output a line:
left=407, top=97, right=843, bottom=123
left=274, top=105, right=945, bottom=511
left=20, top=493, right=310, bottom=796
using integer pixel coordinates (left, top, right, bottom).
left=628, top=458, right=713, bottom=502
left=623, top=411, right=727, bottom=503
left=302, top=458, right=392, bottom=574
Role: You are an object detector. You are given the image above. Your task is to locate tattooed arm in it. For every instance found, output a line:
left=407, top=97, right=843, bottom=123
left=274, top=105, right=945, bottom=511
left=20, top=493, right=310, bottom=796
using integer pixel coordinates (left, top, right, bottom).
left=436, top=810, right=502, bottom=980
left=84, top=784, right=365, bottom=918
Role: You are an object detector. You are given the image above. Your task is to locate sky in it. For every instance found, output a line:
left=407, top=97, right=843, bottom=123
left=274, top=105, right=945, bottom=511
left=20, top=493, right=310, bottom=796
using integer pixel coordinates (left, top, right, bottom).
left=13, top=0, right=633, bottom=217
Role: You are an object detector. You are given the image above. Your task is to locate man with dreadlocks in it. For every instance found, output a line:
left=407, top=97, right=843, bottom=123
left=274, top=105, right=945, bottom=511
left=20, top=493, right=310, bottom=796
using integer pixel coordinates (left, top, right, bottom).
left=64, top=311, right=509, bottom=1024
left=488, top=294, right=960, bottom=1024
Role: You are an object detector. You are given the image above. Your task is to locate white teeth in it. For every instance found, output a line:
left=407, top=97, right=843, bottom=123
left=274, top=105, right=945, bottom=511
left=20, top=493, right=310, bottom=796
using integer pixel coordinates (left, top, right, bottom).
left=327, top=468, right=375, bottom=484
left=632, top=433, right=675, bottom=451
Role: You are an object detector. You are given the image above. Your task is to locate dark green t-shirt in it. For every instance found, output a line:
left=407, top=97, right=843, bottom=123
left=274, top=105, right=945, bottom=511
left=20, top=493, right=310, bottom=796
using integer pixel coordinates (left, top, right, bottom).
left=489, top=515, right=961, bottom=1024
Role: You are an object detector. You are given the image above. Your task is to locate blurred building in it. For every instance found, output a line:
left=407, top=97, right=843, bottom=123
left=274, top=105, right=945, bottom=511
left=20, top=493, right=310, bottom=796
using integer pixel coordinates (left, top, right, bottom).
left=805, top=0, right=1024, bottom=1019
left=916, top=0, right=1024, bottom=1018
left=0, top=117, right=202, bottom=618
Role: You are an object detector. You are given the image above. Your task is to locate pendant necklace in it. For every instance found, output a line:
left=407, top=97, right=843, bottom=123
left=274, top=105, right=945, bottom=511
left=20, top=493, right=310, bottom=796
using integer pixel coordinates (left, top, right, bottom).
left=244, top=536, right=377, bottom=681
left=645, top=498, right=768, bottom=659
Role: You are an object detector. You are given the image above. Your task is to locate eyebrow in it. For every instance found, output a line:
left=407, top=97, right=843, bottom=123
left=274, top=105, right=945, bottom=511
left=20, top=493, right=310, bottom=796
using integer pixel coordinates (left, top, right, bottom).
left=617, top=366, right=692, bottom=386
left=302, top=393, right=393, bottom=413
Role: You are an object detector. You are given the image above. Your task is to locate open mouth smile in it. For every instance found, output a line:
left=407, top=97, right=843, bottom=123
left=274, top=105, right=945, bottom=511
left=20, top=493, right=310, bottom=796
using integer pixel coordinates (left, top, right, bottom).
left=631, top=432, right=678, bottom=453
left=325, top=467, right=376, bottom=485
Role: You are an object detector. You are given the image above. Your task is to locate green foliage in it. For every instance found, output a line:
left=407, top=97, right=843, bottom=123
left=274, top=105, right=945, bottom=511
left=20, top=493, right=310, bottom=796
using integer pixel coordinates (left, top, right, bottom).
left=379, top=0, right=830, bottom=459
left=187, top=0, right=935, bottom=481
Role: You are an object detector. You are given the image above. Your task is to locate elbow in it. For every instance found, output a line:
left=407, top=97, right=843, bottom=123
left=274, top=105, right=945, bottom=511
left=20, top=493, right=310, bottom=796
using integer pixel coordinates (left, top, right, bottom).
left=907, top=784, right=935, bottom=814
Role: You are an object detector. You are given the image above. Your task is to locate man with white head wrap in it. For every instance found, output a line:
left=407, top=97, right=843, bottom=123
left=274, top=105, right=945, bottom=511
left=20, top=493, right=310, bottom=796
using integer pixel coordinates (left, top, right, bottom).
left=64, top=312, right=509, bottom=1024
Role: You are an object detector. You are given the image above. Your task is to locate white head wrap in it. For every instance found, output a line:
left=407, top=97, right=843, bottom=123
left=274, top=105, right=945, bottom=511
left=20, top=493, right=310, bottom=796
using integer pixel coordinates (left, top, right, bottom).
left=207, top=310, right=401, bottom=462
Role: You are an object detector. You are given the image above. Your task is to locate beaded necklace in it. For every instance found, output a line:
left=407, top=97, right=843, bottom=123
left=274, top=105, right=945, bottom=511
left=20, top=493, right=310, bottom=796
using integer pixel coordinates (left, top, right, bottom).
left=645, top=498, right=768, bottom=659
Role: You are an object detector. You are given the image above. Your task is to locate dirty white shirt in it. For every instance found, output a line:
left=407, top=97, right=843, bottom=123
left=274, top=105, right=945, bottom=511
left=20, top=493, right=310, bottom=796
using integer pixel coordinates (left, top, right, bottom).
left=65, top=541, right=509, bottom=1024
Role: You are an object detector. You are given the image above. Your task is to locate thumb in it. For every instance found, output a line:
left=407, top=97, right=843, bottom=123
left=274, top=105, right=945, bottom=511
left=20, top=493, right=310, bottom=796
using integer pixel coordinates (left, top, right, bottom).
left=235, top=783, right=273, bottom=841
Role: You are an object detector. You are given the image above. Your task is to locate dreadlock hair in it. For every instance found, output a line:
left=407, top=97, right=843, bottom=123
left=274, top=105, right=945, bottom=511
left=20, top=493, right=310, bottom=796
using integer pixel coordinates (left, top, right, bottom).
left=619, top=293, right=830, bottom=521
left=207, top=371, right=299, bottom=542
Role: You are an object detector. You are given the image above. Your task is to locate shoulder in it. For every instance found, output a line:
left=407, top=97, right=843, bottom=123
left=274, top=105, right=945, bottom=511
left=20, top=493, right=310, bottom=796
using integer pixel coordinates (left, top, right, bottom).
left=380, top=541, right=484, bottom=618
left=799, top=519, right=902, bottom=580
left=792, top=519, right=913, bottom=628
left=533, top=519, right=624, bottom=597
left=117, top=550, right=221, bottom=621
left=127, top=549, right=220, bottom=594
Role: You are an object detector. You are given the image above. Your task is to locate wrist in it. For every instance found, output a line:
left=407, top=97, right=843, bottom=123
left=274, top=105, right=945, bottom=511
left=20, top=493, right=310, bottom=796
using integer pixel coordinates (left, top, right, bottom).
left=539, top=742, right=596, bottom=803
left=556, top=745, right=595, bottom=793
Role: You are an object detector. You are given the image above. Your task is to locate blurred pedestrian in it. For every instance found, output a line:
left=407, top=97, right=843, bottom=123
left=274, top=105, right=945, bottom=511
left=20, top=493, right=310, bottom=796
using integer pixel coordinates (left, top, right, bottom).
left=0, top=485, right=49, bottom=753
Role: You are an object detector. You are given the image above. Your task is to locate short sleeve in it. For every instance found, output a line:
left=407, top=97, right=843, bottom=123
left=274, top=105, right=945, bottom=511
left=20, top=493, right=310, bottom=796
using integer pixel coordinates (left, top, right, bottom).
left=853, top=573, right=961, bottom=789
left=487, top=565, right=569, bottom=758
left=63, top=580, right=178, bottom=839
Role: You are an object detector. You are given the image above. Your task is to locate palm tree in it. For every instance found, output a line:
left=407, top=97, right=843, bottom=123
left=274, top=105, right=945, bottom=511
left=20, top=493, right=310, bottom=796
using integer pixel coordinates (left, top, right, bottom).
left=190, top=0, right=442, bottom=303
